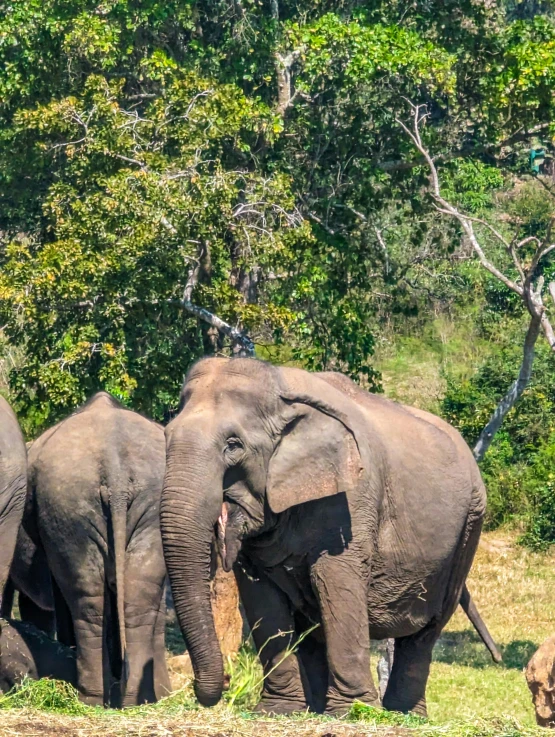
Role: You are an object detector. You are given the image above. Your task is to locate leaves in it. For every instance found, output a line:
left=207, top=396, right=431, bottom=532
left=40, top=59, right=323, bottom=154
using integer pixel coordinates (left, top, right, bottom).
left=2, top=0, right=555, bottom=434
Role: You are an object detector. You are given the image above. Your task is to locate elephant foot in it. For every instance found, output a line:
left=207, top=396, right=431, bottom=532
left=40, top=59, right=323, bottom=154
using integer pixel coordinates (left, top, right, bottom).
left=253, top=696, right=309, bottom=716
left=121, top=691, right=157, bottom=708
left=382, top=695, right=427, bottom=718
left=78, top=692, right=106, bottom=707
left=325, top=690, right=381, bottom=717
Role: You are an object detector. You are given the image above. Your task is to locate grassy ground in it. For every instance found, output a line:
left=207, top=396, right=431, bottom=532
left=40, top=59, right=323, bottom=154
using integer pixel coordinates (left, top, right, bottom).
left=373, top=315, right=489, bottom=414
left=427, top=533, right=554, bottom=725
left=1, top=531, right=553, bottom=736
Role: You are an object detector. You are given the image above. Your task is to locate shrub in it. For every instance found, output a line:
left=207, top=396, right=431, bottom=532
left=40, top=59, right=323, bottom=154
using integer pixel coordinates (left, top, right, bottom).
left=442, top=339, right=555, bottom=545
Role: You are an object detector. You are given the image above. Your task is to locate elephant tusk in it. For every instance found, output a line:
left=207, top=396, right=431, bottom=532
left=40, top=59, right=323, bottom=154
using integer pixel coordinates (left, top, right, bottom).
left=217, top=503, right=228, bottom=563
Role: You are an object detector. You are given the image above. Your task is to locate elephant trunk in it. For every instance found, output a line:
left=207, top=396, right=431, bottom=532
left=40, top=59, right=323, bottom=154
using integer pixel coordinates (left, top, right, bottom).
left=160, top=430, right=224, bottom=707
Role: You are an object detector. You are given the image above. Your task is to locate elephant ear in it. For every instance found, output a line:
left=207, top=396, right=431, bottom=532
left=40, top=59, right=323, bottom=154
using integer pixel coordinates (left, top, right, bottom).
left=266, top=368, right=366, bottom=514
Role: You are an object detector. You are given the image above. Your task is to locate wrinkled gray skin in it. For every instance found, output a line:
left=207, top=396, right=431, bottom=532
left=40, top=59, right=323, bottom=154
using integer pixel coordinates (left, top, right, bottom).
left=0, top=397, right=27, bottom=615
left=0, top=618, right=76, bottom=694
left=26, top=393, right=171, bottom=707
left=1, top=526, right=56, bottom=636
left=161, top=358, right=487, bottom=717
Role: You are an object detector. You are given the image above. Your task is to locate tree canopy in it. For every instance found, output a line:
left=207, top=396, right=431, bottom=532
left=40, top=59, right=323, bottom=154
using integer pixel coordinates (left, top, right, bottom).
left=2, top=0, right=555, bottom=439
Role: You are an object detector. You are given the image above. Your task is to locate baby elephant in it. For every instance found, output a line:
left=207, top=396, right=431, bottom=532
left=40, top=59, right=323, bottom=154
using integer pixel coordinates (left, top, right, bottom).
left=0, top=619, right=76, bottom=693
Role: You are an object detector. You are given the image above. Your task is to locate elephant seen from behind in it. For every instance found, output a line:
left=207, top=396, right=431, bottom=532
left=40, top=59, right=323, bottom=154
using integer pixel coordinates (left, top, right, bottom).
left=160, top=357, right=488, bottom=717
left=24, top=392, right=171, bottom=706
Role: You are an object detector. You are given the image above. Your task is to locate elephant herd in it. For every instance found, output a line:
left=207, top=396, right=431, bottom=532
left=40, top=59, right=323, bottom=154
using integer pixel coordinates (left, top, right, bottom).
left=0, top=357, right=504, bottom=717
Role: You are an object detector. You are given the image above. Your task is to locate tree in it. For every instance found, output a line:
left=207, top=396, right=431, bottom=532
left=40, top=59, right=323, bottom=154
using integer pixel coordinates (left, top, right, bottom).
left=4, top=2, right=555, bottom=433
left=399, top=103, right=555, bottom=461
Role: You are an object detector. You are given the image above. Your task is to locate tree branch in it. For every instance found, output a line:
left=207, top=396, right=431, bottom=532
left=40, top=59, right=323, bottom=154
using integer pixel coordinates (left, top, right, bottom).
left=377, top=122, right=552, bottom=173
left=397, top=102, right=555, bottom=466
left=275, top=48, right=304, bottom=116
left=180, top=242, right=255, bottom=356
left=473, top=310, right=543, bottom=462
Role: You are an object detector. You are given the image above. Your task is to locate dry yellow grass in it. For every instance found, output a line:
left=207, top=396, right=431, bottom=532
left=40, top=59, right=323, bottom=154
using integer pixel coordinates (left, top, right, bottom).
left=0, top=707, right=413, bottom=737
left=427, top=531, right=555, bottom=724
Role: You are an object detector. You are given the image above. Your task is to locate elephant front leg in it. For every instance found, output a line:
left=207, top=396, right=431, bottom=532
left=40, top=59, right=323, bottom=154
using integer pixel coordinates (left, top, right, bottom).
left=311, top=553, right=379, bottom=715
left=234, top=563, right=308, bottom=715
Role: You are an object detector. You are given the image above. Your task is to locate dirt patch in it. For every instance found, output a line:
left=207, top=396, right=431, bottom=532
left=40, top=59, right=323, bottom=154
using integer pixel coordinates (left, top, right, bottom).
left=0, top=711, right=413, bottom=737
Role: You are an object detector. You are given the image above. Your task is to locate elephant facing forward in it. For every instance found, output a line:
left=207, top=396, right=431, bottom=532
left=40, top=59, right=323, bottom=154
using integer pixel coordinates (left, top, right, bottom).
left=26, top=393, right=170, bottom=706
left=161, top=358, right=487, bottom=717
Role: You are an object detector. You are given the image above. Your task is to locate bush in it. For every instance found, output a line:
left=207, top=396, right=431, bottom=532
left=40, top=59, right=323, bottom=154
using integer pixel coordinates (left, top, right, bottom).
left=441, top=338, right=555, bottom=545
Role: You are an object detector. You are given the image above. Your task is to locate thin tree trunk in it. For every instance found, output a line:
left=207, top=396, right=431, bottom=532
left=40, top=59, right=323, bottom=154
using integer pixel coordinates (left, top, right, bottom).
left=473, top=311, right=542, bottom=462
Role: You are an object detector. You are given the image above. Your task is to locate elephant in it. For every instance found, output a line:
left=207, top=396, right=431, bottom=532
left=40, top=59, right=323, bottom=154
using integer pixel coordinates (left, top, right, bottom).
left=160, top=357, right=490, bottom=717
left=0, top=618, right=76, bottom=694
left=0, top=397, right=27, bottom=613
left=526, top=635, right=555, bottom=727
left=24, top=392, right=171, bottom=707
left=1, top=526, right=56, bottom=637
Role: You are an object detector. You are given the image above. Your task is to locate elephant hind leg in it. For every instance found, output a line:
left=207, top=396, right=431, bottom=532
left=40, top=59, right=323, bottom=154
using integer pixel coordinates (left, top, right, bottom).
left=296, top=626, right=328, bottom=714
left=384, top=484, right=486, bottom=718
left=382, top=623, right=439, bottom=717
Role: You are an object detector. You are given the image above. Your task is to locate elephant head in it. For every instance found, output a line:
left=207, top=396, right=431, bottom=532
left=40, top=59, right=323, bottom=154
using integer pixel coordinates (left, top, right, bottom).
left=160, top=357, right=368, bottom=707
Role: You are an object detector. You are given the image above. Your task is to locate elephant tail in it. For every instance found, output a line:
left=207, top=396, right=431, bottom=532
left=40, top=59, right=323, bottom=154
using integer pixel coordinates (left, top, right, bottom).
left=460, top=584, right=502, bottom=663
left=110, top=490, right=129, bottom=693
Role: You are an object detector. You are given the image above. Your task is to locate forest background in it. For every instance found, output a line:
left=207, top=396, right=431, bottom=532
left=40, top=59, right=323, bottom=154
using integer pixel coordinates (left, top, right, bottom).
left=2, top=0, right=555, bottom=546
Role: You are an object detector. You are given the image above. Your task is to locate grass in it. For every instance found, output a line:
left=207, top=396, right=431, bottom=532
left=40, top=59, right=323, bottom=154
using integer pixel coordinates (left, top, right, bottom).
left=0, top=532, right=553, bottom=735
left=426, top=532, right=555, bottom=726
left=374, top=315, right=490, bottom=413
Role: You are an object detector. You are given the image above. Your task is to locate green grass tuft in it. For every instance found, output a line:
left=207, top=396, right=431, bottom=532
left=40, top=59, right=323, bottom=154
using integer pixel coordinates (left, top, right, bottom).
left=0, top=677, right=95, bottom=715
left=348, top=700, right=427, bottom=727
left=224, top=643, right=262, bottom=711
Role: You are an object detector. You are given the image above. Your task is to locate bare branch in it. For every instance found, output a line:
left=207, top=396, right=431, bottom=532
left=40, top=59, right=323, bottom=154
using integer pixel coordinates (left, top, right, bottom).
left=374, top=228, right=390, bottom=275
left=182, top=246, right=204, bottom=304
left=377, top=122, right=552, bottom=173
left=305, top=210, right=336, bottom=235
left=163, top=226, right=255, bottom=356
left=397, top=102, right=555, bottom=467
left=398, top=106, right=522, bottom=296
left=109, top=152, right=148, bottom=170
left=275, top=48, right=304, bottom=116
left=473, top=310, right=543, bottom=462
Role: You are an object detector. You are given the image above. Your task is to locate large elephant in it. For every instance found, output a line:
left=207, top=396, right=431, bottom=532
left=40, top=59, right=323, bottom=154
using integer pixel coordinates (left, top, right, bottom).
left=25, top=392, right=171, bottom=706
left=161, top=357, right=488, bottom=717
left=0, top=397, right=27, bottom=612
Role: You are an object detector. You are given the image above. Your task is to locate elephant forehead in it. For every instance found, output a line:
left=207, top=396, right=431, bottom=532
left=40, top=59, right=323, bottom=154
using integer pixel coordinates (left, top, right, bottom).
left=185, top=370, right=279, bottom=410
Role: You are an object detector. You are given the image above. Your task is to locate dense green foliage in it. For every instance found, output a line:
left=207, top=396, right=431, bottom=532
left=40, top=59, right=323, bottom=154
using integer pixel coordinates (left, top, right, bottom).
left=443, top=339, right=555, bottom=544
left=1, top=1, right=555, bottom=538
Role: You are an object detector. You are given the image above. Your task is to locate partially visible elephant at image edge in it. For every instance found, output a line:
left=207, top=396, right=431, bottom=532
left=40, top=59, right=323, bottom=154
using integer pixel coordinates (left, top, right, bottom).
left=21, top=392, right=171, bottom=706
left=160, top=357, right=488, bottom=717
left=526, top=635, right=555, bottom=727
left=0, top=397, right=27, bottom=615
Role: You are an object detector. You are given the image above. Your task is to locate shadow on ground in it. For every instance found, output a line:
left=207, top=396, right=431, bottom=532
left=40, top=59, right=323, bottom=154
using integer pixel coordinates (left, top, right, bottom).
left=434, top=629, right=537, bottom=670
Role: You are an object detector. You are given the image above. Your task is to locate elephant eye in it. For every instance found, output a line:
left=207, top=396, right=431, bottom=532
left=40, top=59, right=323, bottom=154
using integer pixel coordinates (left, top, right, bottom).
left=225, top=437, right=244, bottom=453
